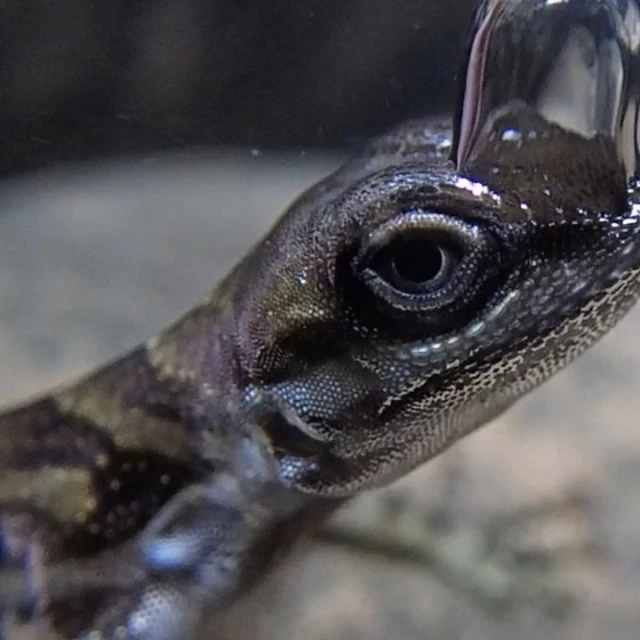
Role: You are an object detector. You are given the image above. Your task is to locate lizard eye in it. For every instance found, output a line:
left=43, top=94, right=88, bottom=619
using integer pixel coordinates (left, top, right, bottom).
left=354, top=212, right=489, bottom=313
left=368, top=231, right=462, bottom=295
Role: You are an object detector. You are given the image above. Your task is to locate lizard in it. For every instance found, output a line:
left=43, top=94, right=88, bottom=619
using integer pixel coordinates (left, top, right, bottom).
left=2, top=0, right=640, bottom=638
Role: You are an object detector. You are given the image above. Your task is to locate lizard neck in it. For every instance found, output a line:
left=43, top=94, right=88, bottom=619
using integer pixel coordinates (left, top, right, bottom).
left=144, top=287, right=337, bottom=514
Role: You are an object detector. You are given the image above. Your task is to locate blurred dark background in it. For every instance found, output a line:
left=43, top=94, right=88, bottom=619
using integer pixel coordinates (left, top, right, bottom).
left=0, top=0, right=476, bottom=176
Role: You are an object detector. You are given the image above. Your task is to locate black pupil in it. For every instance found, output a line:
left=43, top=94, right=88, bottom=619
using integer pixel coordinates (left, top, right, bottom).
left=392, top=237, right=444, bottom=284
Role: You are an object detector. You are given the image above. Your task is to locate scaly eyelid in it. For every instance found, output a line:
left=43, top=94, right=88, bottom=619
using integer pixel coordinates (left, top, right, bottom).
left=358, top=210, right=484, bottom=261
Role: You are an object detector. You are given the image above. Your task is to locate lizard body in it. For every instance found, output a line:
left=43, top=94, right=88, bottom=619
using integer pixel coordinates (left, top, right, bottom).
left=3, top=0, right=640, bottom=637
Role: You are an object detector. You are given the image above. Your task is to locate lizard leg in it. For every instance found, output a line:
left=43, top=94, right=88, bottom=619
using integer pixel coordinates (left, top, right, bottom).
left=0, top=481, right=262, bottom=640
left=4, top=581, right=201, bottom=640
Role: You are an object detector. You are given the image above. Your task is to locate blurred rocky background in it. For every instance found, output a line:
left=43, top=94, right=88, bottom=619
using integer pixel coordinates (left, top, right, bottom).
left=0, top=0, right=475, bottom=176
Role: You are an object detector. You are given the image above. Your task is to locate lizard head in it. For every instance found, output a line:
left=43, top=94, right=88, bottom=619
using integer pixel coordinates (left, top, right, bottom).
left=234, top=147, right=640, bottom=496
left=227, top=0, right=640, bottom=496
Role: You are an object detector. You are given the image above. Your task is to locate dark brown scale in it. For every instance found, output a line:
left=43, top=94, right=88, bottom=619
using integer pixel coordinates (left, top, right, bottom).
left=0, top=399, right=107, bottom=470
left=0, top=413, right=197, bottom=559
left=66, top=447, right=196, bottom=554
left=0, top=348, right=204, bottom=563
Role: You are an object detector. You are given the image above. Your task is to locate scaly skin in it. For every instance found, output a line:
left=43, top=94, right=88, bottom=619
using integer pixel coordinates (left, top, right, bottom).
left=3, top=2, right=640, bottom=637
left=0, top=113, right=639, bottom=639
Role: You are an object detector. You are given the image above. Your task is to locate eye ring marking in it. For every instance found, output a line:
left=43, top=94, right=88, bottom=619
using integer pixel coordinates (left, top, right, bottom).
left=354, top=211, right=490, bottom=312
